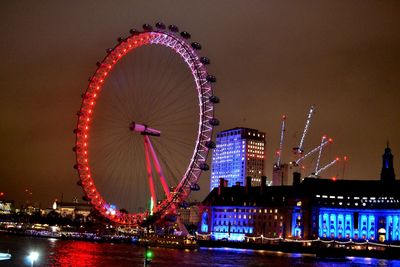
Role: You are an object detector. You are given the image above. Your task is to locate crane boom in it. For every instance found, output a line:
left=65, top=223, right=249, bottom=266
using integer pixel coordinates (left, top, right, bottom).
left=316, top=157, right=340, bottom=176
left=293, top=105, right=315, bottom=155
left=275, top=115, right=286, bottom=167
left=294, top=137, right=332, bottom=166
left=314, top=135, right=327, bottom=173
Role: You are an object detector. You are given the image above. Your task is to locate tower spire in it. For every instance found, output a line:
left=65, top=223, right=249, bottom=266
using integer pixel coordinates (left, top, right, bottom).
left=381, top=144, right=395, bottom=182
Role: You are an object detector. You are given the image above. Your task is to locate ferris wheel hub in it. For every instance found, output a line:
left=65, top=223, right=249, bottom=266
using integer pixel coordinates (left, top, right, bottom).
left=129, top=122, right=161, bottom=136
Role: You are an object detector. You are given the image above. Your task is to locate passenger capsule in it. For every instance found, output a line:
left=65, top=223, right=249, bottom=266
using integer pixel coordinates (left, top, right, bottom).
left=180, top=31, right=191, bottom=39
left=200, top=57, right=210, bottom=65
left=155, top=22, right=166, bottom=29
left=199, top=163, right=210, bottom=171
left=142, top=24, right=153, bottom=31
left=206, top=75, right=216, bottom=83
left=129, top=28, right=139, bottom=35
left=209, top=118, right=220, bottom=126
left=209, top=95, right=220, bottom=104
left=205, top=140, right=216, bottom=149
left=168, top=24, right=179, bottom=32
left=190, top=184, right=201, bottom=191
left=191, top=42, right=201, bottom=50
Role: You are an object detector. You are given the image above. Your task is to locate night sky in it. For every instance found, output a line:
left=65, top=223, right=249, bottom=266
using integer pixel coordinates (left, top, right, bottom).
left=1, top=1, right=399, bottom=208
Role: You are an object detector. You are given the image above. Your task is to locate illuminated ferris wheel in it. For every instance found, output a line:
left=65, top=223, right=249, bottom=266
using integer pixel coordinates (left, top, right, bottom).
left=73, top=22, right=219, bottom=225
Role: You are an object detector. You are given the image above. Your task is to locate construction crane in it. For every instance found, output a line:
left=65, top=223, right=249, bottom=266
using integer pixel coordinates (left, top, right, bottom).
left=315, top=157, right=340, bottom=176
left=314, top=135, right=327, bottom=173
left=274, top=115, right=286, bottom=168
left=293, top=105, right=315, bottom=155
left=292, top=137, right=333, bottom=166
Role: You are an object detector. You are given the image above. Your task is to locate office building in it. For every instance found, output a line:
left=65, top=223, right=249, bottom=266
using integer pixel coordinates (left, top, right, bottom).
left=210, top=128, right=266, bottom=191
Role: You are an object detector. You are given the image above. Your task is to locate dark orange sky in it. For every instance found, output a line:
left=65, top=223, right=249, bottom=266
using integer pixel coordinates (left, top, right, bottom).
left=1, top=1, right=399, bottom=207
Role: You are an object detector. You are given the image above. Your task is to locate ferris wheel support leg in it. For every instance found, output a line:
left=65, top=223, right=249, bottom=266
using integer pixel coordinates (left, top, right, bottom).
left=145, top=135, right=171, bottom=200
left=144, top=138, right=157, bottom=211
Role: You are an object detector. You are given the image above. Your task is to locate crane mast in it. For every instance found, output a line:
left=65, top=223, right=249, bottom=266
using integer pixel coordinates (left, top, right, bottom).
left=275, top=115, right=286, bottom=167
left=316, top=157, right=340, bottom=176
left=293, top=105, right=315, bottom=155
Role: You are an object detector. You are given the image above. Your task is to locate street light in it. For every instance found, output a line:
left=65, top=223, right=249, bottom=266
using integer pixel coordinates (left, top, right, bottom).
left=28, top=251, right=39, bottom=267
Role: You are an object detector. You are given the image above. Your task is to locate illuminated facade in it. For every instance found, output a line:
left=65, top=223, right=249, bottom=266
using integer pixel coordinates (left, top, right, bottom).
left=210, top=128, right=266, bottom=191
left=201, top=177, right=291, bottom=241
left=0, top=200, right=13, bottom=215
left=305, top=179, right=400, bottom=242
left=200, top=146, right=400, bottom=243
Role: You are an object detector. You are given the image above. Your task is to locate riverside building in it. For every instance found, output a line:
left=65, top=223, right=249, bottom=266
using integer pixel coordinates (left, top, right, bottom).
left=199, top=146, right=400, bottom=243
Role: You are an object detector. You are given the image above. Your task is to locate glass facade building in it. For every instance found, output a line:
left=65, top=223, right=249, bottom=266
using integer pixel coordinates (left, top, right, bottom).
left=210, top=128, right=266, bottom=191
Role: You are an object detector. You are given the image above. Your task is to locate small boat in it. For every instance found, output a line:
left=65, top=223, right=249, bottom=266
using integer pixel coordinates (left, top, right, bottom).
left=0, top=252, right=11, bottom=261
left=138, top=234, right=199, bottom=250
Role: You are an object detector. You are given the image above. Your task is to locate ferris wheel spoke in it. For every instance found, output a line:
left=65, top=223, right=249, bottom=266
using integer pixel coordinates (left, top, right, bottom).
left=145, top=81, right=195, bottom=123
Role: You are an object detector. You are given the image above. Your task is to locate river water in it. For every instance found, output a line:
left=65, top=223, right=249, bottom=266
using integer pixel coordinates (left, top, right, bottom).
left=1, top=234, right=399, bottom=266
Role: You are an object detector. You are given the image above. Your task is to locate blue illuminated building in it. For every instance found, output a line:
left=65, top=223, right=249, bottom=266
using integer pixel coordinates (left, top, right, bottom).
left=210, top=128, right=266, bottom=191
left=202, top=176, right=291, bottom=241
left=200, top=146, right=400, bottom=243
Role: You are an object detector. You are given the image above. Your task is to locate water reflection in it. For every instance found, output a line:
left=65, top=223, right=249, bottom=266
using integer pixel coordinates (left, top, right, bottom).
left=1, top=234, right=400, bottom=267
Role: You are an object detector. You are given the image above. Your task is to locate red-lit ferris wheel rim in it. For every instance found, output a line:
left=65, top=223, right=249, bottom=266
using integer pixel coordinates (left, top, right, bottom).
left=74, top=23, right=218, bottom=225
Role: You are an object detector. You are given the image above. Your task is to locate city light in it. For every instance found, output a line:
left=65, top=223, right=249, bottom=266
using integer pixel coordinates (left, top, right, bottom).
left=28, top=251, right=39, bottom=267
